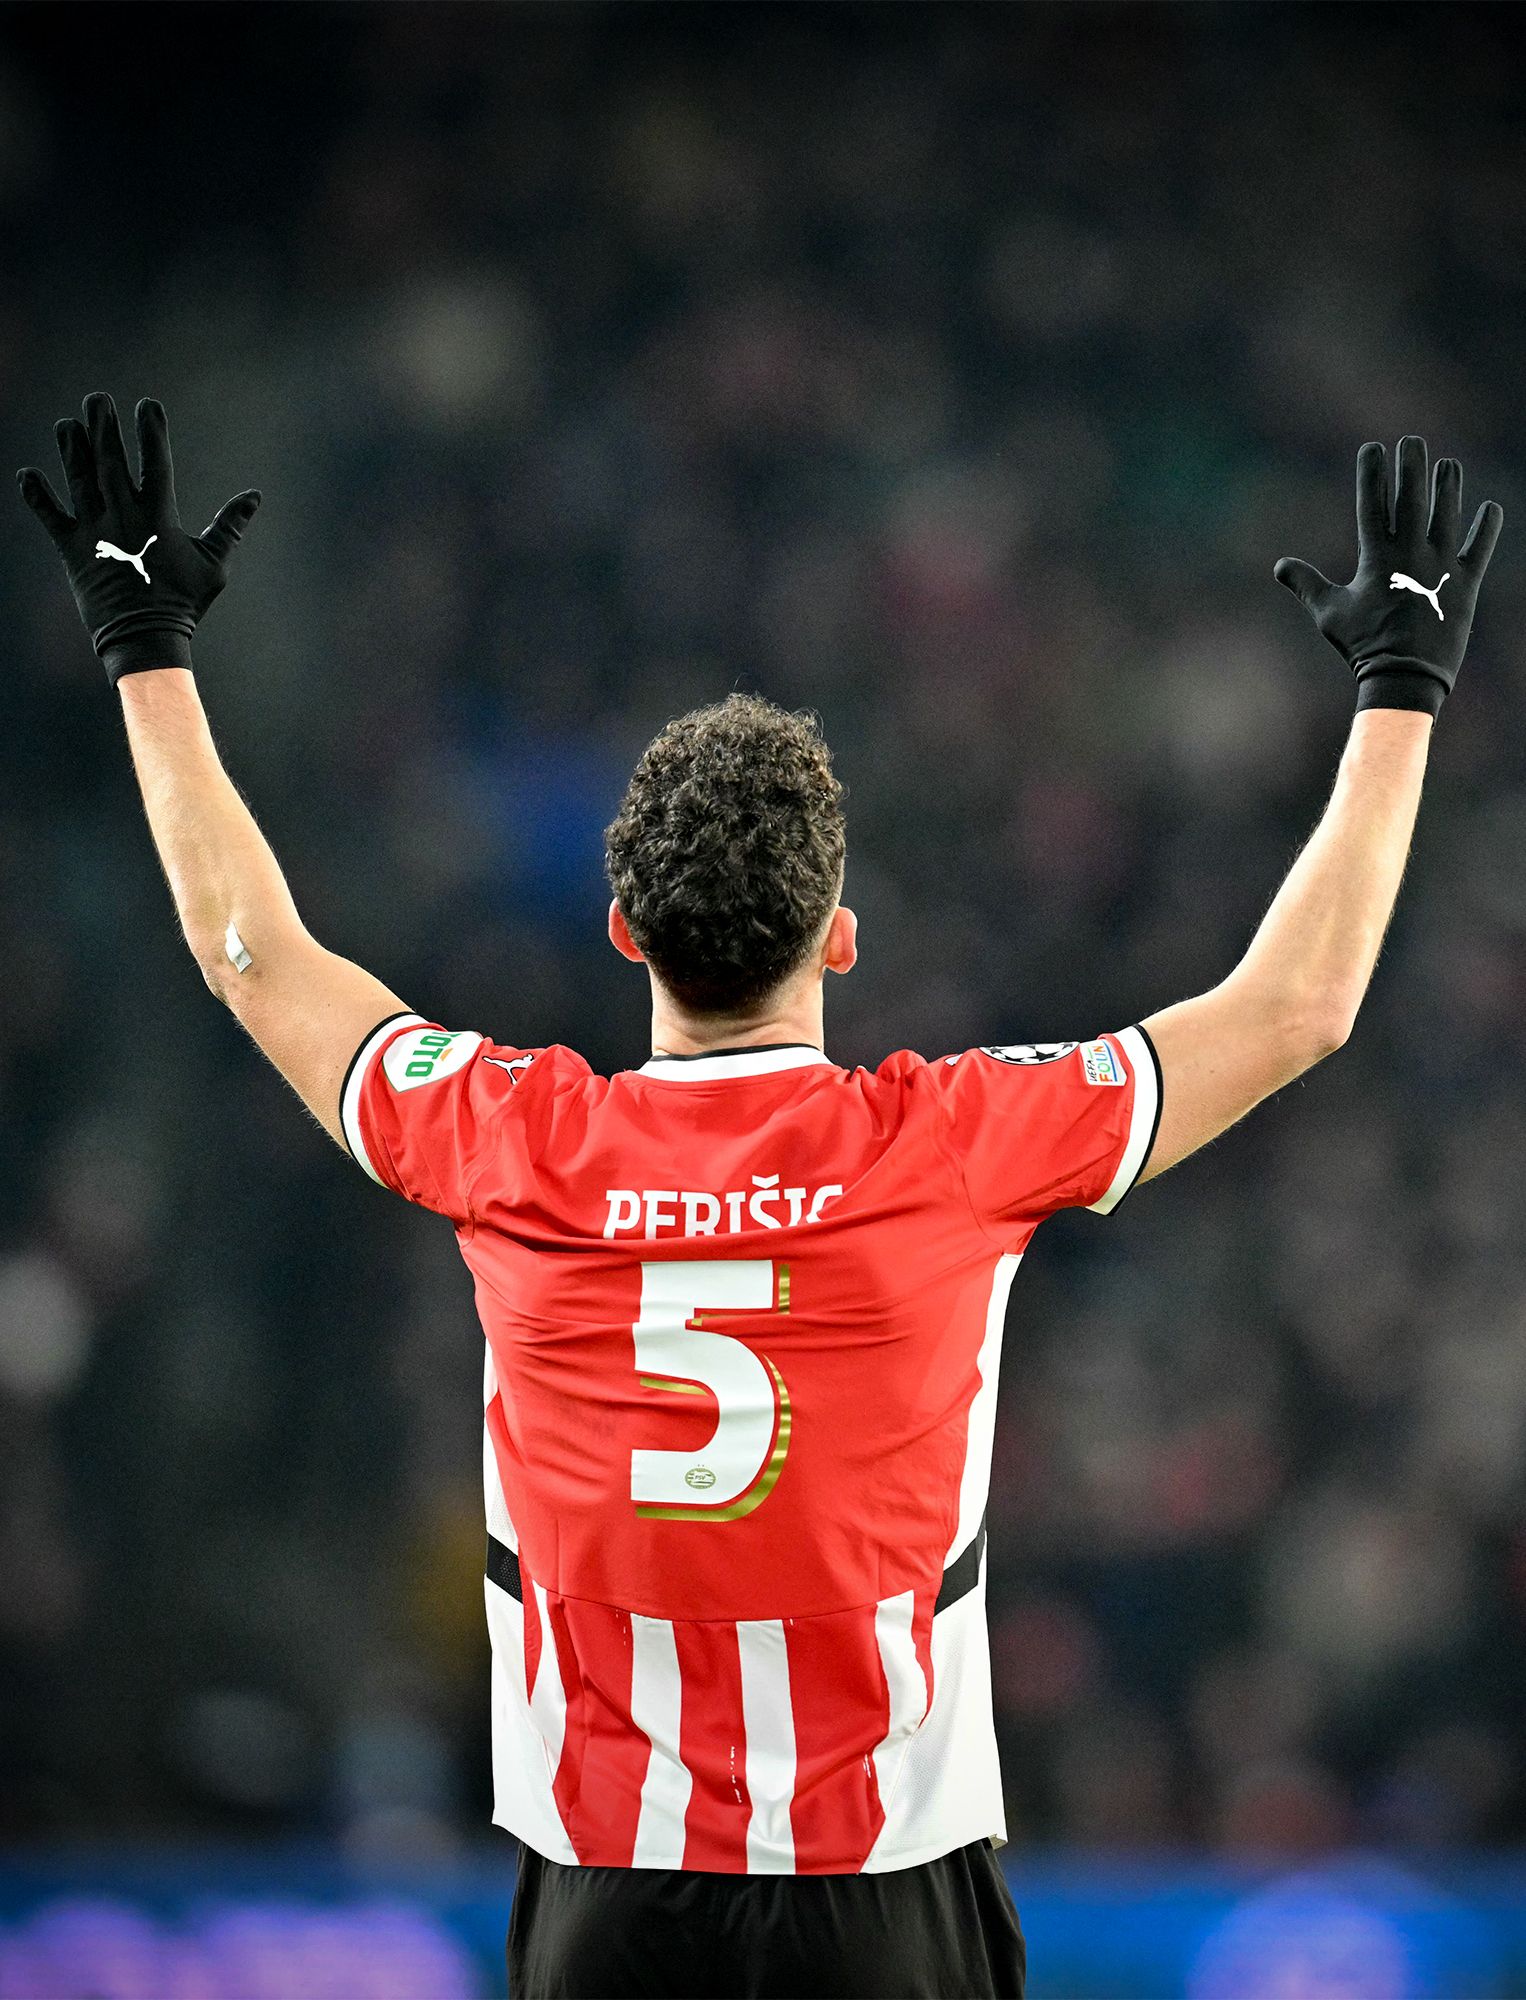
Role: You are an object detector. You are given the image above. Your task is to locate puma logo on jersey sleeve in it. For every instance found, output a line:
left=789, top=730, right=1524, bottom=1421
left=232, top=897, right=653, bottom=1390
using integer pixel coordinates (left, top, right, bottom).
left=483, top=1052, right=536, bottom=1084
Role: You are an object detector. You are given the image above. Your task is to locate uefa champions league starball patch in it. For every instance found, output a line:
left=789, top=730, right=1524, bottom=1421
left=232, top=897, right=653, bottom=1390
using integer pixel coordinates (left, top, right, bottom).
left=976, top=1042, right=1079, bottom=1066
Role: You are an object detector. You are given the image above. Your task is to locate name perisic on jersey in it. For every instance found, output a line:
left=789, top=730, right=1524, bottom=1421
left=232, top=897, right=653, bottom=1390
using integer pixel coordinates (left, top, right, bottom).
left=604, top=1177, right=844, bottom=1239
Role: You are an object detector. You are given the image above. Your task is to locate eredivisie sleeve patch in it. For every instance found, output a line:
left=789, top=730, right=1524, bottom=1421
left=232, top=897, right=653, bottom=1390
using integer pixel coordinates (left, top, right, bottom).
left=339, top=1013, right=543, bottom=1224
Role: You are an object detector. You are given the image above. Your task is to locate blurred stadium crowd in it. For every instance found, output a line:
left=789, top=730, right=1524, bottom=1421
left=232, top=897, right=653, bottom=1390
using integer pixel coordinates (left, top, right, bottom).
left=3, top=1, right=1526, bottom=1866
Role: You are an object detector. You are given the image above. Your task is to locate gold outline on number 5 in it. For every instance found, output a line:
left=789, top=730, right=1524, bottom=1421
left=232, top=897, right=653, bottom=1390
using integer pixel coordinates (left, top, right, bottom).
left=633, top=1263, right=793, bottom=1523
left=637, top=1359, right=792, bottom=1523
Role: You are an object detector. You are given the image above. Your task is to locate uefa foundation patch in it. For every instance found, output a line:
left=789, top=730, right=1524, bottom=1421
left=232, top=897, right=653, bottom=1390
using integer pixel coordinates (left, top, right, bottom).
left=1080, top=1039, right=1124, bottom=1086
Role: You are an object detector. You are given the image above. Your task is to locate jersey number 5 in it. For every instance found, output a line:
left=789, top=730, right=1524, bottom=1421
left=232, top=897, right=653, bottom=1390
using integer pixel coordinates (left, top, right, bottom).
left=631, top=1260, right=791, bottom=1523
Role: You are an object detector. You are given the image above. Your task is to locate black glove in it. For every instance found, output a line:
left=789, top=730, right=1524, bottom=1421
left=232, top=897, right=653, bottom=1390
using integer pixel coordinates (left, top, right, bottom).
left=18, top=393, right=260, bottom=685
left=1274, top=437, right=1503, bottom=717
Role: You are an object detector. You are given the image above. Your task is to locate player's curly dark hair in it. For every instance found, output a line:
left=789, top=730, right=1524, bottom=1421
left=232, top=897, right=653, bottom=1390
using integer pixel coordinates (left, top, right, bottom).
left=605, top=694, right=846, bottom=1018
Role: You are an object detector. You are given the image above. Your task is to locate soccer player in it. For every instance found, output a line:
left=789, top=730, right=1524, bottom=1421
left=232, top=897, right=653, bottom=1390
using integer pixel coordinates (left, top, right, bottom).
left=20, top=399, right=1501, bottom=1999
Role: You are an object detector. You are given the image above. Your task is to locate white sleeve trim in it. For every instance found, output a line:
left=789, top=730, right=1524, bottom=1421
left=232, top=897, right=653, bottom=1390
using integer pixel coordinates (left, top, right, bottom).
left=1087, top=1025, right=1161, bottom=1215
left=341, top=1012, right=426, bottom=1186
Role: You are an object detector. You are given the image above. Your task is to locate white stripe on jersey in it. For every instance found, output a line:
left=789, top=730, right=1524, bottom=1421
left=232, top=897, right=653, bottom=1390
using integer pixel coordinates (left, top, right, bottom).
left=484, top=1441, right=515, bottom=1548
left=481, top=1385, right=576, bottom=1864
left=869, top=1589, right=928, bottom=1821
left=484, top=1351, right=517, bottom=1548
left=529, top=1579, right=568, bottom=1781
left=866, top=1580, right=1003, bottom=1872
left=737, top=1619, right=797, bottom=1873
left=947, top=1253, right=1020, bottom=1563
left=341, top=1012, right=426, bottom=1184
left=1088, top=1025, right=1159, bottom=1213
left=484, top=1584, right=578, bottom=1864
left=630, top=1615, right=692, bottom=1868
left=865, top=1253, right=1011, bottom=1869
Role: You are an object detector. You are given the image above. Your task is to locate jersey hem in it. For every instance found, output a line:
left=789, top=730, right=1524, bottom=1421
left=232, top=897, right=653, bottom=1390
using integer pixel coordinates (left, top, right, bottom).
left=495, top=1815, right=1009, bottom=1877
left=860, top=1823, right=1009, bottom=1875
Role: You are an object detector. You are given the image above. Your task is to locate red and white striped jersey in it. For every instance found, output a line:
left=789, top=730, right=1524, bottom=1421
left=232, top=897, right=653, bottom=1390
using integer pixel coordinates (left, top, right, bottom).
left=341, top=1023, right=1160, bottom=1874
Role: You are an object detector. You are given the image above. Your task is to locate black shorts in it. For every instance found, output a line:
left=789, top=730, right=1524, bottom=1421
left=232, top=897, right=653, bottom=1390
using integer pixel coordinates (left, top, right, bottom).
left=506, top=1837, right=1026, bottom=2000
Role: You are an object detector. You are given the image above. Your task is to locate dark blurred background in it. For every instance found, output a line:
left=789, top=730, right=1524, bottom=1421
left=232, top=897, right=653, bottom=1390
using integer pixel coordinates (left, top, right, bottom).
left=3, top=1, right=1526, bottom=1989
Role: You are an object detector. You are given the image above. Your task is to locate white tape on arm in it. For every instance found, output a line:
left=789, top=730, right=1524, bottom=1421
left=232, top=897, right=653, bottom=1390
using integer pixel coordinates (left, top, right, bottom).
left=224, top=922, right=253, bottom=973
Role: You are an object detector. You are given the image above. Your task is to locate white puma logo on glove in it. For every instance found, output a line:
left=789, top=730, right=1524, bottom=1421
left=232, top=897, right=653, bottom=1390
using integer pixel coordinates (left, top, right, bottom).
left=94, top=534, right=158, bottom=584
left=1389, top=570, right=1449, bottom=620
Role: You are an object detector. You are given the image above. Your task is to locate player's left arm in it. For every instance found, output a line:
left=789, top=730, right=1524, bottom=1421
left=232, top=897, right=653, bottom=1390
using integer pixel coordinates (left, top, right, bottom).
left=1138, top=706, right=1428, bottom=1183
left=117, top=668, right=409, bottom=1147
left=1137, top=437, right=1503, bottom=1185
left=19, top=393, right=408, bottom=1146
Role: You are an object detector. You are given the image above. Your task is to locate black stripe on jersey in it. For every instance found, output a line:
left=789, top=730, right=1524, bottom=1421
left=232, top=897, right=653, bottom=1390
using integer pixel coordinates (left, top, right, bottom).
left=935, top=1514, right=986, bottom=1615
left=486, top=1533, right=523, bottom=1603
left=485, top=1524, right=984, bottom=1619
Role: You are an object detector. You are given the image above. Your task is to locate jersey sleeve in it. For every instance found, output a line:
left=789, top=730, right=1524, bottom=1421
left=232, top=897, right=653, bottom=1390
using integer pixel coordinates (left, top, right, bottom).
left=923, top=1027, right=1162, bottom=1237
left=338, top=1011, right=550, bottom=1226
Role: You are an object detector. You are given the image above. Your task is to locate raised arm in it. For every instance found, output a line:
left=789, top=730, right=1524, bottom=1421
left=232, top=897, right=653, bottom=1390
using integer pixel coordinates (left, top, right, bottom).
left=1138, top=437, right=1502, bottom=1184
left=19, top=394, right=407, bottom=1145
left=116, top=670, right=407, bottom=1144
left=1142, top=710, right=1425, bottom=1179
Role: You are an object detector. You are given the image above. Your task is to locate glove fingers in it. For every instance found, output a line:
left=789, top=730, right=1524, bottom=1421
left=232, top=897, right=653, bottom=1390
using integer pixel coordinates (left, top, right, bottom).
left=55, top=417, right=102, bottom=518
left=1273, top=555, right=1335, bottom=617
left=85, top=392, right=134, bottom=506
left=1458, top=499, right=1504, bottom=579
left=17, top=465, right=73, bottom=540
left=1393, top=435, right=1428, bottom=539
left=1355, top=442, right=1388, bottom=554
left=197, top=488, right=262, bottom=561
left=1427, top=457, right=1461, bottom=551
left=135, top=398, right=176, bottom=509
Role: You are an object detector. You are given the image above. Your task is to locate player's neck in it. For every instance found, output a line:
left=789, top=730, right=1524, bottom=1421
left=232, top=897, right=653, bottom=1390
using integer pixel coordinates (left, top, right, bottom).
left=647, top=986, right=825, bottom=1059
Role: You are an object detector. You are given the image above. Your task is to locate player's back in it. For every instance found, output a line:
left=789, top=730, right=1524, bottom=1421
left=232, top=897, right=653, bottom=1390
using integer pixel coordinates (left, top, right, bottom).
left=343, top=1020, right=1159, bottom=1874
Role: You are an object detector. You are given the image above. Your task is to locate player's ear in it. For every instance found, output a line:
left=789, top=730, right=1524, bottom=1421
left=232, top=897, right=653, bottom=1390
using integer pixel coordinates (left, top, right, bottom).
left=608, top=899, right=645, bottom=964
left=824, top=905, right=857, bottom=977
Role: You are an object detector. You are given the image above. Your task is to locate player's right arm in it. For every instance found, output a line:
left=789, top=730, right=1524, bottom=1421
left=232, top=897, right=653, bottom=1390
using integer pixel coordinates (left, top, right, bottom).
left=19, top=394, right=410, bottom=1150
left=1138, top=438, right=1502, bottom=1184
left=115, top=667, right=410, bottom=1150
